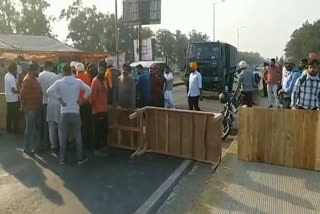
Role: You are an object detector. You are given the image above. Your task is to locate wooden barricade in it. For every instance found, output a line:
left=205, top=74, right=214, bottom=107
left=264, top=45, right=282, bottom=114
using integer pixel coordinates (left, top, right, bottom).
left=238, top=107, right=320, bottom=171
left=109, top=107, right=223, bottom=165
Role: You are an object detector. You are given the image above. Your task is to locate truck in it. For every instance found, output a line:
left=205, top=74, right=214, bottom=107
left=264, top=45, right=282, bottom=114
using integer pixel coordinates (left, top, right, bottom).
left=183, top=41, right=238, bottom=92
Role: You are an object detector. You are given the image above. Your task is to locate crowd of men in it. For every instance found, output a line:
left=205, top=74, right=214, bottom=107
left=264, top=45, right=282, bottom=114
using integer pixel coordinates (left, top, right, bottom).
left=4, top=57, right=176, bottom=165
left=237, top=53, right=320, bottom=110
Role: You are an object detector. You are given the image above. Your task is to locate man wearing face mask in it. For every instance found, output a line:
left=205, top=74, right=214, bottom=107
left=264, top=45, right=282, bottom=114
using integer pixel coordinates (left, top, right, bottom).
left=291, top=60, right=320, bottom=110
left=278, top=57, right=302, bottom=109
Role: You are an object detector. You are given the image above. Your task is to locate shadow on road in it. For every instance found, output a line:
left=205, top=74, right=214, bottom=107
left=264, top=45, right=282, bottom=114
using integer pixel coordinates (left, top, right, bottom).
left=0, top=133, right=182, bottom=214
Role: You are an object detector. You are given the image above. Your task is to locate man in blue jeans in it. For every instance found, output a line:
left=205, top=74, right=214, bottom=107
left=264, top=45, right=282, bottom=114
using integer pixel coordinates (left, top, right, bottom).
left=20, top=63, right=43, bottom=153
left=47, top=65, right=92, bottom=165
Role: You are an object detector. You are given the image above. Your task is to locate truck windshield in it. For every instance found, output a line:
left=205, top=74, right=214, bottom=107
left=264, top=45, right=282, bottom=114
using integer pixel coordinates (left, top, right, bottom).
left=188, top=43, right=220, bottom=60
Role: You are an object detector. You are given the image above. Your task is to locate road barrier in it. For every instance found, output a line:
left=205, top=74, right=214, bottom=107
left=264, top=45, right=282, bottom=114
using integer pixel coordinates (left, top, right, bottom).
left=238, top=107, right=320, bottom=171
left=110, top=107, right=223, bottom=165
left=0, top=93, right=222, bottom=165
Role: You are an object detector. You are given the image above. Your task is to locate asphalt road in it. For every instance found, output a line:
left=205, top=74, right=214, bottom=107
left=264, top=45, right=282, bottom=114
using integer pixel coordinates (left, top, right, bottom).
left=0, top=86, right=250, bottom=214
left=0, top=134, right=182, bottom=214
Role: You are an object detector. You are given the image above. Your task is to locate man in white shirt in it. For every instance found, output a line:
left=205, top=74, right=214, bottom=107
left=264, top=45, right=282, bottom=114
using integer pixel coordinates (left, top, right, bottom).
left=188, top=62, right=203, bottom=111
left=4, top=63, right=20, bottom=133
left=47, top=65, right=92, bottom=165
left=164, top=66, right=175, bottom=108
left=38, top=61, right=56, bottom=149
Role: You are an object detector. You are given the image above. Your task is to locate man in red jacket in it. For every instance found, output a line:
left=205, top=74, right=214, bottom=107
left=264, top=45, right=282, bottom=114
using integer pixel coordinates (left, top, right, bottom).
left=20, top=62, right=42, bottom=153
left=91, top=67, right=109, bottom=156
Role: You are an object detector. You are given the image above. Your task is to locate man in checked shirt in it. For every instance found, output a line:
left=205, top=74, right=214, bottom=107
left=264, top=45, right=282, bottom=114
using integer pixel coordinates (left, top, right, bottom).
left=291, top=60, right=320, bottom=110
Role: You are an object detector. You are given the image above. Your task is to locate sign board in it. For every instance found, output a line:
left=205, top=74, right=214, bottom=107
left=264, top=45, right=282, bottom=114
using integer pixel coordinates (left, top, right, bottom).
left=134, top=38, right=153, bottom=61
left=108, top=52, right=126, bottom=68
left=123, top=0, right=161, bottom=25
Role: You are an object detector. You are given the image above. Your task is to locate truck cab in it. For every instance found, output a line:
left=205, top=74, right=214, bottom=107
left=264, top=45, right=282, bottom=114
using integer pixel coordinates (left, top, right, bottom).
left=183, top=41, right=238, bottom=92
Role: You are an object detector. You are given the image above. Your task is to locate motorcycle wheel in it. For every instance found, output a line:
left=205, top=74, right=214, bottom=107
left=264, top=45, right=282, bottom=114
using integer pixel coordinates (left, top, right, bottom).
left=222, top=117, right=231, bottom=141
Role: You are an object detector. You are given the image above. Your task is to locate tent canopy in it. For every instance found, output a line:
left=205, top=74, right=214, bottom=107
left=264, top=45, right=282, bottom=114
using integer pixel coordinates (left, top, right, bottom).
left=0, top=34, right=82, bottom=53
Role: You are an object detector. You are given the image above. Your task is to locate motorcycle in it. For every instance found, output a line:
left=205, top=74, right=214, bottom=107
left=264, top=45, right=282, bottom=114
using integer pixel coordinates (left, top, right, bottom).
left=220, top=91, right=241, bottom=140
left=220, top=68, right=260, bottom=140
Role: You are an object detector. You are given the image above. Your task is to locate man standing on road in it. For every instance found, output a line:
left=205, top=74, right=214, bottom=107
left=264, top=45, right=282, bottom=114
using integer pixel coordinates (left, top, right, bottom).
left=264, top=58, right=282, bottom=108
left=38, top=60, right=56, bottom=150
left=278, top=57, right=302, bottom=109
left=299, top=58, right=308, bottom=76
left=91, top=67, right=109, bottom=156
left=4, top=63, right=20, bottom=134
left=136, top=64, right=151, bottom=108
left=75, top=62, right=92, bottom=149
left=237, top=61, right=256, bottom=107
left=46, top=65, right=63, bottom=155
left=150, top=65, right=165, bottom=107
left=188, top=62, right=202, bottom=111
left=113, top=64, right=136, bottom=109
left=47, top=65, right=91, bottom=165
left=104, top=58, right=120, bottom=105
left=291, top=60, right=320, bottom=110
left=20, top=62, right=43, bottom=153
left=164, top=66, right=175, bottom=108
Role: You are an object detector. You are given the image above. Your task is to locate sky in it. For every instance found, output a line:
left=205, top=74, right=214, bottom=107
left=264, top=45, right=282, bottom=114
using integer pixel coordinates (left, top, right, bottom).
left=46, top=0, right=320, bottom=59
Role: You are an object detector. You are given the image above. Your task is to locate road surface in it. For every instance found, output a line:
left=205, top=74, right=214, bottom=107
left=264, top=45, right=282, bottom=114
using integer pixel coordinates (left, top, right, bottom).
left=0, top=85, right=251, bottom=214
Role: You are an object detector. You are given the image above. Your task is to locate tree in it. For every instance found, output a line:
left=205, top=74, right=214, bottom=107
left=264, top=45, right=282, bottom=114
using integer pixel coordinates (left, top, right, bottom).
left=155, top=29, right=177, bottom=65
left=60, top=0, right=107, bottom=51
left=239, top=51, right=264, bottom=66
left=16, top=0, right=53, bottom=36
left=174, top=30, right=189, bottom=69
left=188, top=29, right=209, bottom=42
left=0, top=0, right=19, bottom=33
left=285, top=20, right=320, bottom=60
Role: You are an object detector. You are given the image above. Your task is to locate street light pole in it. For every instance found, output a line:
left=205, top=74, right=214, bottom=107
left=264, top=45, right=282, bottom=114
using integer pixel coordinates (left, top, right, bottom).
left=237, top=26, right=246, bottom=50
left=115, top=0, right=119, bottom=70
left=213, top=0, right=225, bottom=42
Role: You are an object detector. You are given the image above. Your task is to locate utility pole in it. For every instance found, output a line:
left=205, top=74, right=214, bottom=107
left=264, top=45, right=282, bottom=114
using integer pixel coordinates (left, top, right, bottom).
left=213, top=0, right=225, bottom=42
left=115, top=0, right=120, bottom=70
left=237, top=26, right=246, bottom=50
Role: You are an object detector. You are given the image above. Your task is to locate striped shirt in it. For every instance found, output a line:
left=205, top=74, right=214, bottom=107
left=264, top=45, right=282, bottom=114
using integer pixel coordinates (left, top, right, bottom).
left=291, top=74, right=320, bottom=109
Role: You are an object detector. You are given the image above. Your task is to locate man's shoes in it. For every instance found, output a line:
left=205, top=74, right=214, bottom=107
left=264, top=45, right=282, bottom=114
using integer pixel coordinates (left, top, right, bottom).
left=78, top=156, right=88, bottom=164
left=268, top=105, right=273, bottom=108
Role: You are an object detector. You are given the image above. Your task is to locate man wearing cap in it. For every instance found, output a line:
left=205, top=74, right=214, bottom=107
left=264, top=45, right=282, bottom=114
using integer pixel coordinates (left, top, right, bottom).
left=188, top=62, right=202, bottom=111
left=70, top=61, right=78, bottom=75
left=91, top=66, right=109, bottom=156
left=38, top=60, right=56, bottom=150
left=278, top=57, right=302, bottom=109
left=113, top=64, right=136, bottom=109
left=104, top=58, right=120, bottom=105
left=75, top=62, right=92, bottom=149
left=136, top=64, right=151, bottom=108
left=237, top=61, right=256, bottom=107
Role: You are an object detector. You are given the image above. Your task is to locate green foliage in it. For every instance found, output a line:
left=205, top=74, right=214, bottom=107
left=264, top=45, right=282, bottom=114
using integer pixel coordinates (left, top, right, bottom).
left=0, top=0, right=19, bottom=33
left=285, top=20, right=320, bottom=60
left=188, top=29, right=209, bottom=42
left=17, top=0, right=53, bottom=36
left=0, top=0, right=53, bottom=36
left=239, top=51, right=264, bottom=66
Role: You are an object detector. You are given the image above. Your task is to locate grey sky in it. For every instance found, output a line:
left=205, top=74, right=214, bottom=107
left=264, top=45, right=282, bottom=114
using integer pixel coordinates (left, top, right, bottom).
left=48, top=0, right=320, bottom=59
